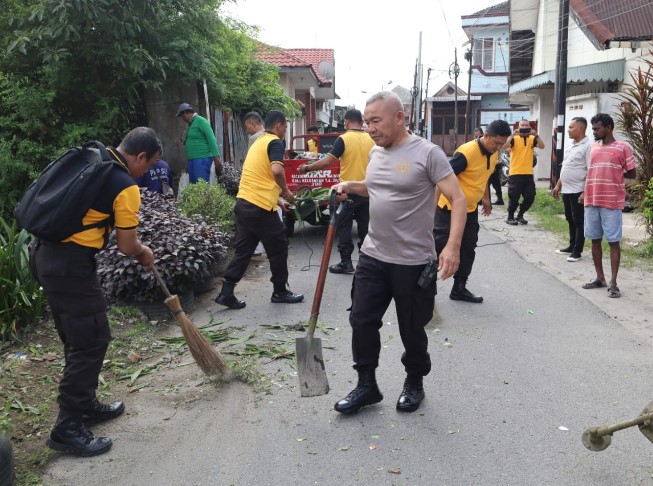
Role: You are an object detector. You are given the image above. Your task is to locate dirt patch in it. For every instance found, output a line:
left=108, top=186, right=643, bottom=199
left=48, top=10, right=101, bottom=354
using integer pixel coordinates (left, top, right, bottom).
left=0, top=258, right=290, bottom=485
left=0, top=308, right=191, bottom=484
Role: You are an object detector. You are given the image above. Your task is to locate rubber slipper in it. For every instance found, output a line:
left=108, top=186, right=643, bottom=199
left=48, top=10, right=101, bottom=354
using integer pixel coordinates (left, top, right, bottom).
left=582, top=278, right=606, bottom=289
left=607, top=284, right=621, bottom=298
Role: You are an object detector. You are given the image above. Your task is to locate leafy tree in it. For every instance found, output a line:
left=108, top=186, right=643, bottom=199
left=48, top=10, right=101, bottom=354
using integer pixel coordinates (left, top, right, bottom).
left=616, top=53, right=653, bottom=236
left=0, top=0, right=298, bottom=220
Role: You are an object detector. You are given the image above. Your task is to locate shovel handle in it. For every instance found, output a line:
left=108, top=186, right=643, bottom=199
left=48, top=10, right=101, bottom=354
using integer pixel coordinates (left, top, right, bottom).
left=307, top=191, right=340, bottom=338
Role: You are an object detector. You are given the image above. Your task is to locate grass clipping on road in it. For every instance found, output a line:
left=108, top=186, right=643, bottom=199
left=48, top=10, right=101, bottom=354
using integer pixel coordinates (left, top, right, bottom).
left=0, top=306, right=300, bottom=485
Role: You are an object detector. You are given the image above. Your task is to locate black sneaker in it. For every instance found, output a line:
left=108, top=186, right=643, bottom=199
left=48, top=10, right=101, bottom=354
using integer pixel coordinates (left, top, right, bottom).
left=329, top=261, right=354, bottom=274
left=271, top=289, right=304, bottom=304
left=506, top=217, right=518, bottom=226
left=493, top=199, right=505, bottom=205
left=567, top=254, right=582, bottom=262
left=516, top=216, right=528, bottom=225
left=555, top=246, right=573, bottom=254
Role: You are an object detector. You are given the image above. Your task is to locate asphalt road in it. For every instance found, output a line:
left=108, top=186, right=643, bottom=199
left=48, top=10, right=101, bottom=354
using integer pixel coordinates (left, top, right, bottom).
left=44, top=222, right=653, bottom=485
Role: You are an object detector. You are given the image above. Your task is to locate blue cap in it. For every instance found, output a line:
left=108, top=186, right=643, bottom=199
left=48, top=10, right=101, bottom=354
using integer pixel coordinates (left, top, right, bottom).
left=176, top=103, right=193, bottom=117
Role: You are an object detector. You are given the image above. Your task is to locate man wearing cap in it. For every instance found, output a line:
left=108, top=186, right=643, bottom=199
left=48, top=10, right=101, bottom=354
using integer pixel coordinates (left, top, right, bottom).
left=177, top=103, right=222, bottom=183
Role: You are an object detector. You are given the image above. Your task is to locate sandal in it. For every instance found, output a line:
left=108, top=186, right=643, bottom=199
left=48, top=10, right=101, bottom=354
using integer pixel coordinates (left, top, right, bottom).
left=607, top=283, right=621, bottom=298
left=582, top=278, right=606, bottom=289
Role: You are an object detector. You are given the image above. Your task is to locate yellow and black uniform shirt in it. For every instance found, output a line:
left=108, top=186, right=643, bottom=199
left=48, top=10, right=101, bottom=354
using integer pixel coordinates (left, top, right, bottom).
left=509, top=134, right=536, bottom=175
left=62, top=148, right=140, bottom=249
left=438, top=138, right=498, bottom=213
left=237, top=131, right=286, bottom=211
left=329, top=129, right=375, bottom=182
left=307, top=138, right=318, bottom=153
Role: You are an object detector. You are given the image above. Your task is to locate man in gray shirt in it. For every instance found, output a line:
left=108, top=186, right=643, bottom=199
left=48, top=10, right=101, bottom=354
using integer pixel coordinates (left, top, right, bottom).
left=551, top=117, right=592, bottom=261
left=331, top=91, right=466, bottom=414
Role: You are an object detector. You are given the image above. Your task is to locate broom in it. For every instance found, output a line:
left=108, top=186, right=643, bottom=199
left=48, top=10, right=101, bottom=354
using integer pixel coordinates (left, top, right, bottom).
left=151, top=266, right=230, bottom=377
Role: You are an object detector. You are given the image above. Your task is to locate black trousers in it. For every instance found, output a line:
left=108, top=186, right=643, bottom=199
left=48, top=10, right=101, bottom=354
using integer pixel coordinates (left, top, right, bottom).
left=30, top=241, right=109, bottom=416
left=335, top=194, right=369, bottom=261
left=507, top=174, right=536, bottom=217
left=223, top=198, right=289, bottom=290
left=349, top=253, right=435, bottom=377
left=488, top=163, right=503, bottom=200
left=562, top=192, right=585, bottom=255
left=433, top=207, right=479, bottom=284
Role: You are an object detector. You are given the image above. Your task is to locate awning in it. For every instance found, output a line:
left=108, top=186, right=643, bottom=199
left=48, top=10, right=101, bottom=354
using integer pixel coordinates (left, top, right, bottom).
left=429, top=96, right=482, bottom=102
left=509, top=59, right=625, bottom=95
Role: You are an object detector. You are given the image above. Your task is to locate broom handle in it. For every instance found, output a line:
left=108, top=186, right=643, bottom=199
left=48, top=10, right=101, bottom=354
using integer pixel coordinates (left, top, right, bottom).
left=151, top=266, right=172, bottom=299
left=308, top=192, right=341, bottom=339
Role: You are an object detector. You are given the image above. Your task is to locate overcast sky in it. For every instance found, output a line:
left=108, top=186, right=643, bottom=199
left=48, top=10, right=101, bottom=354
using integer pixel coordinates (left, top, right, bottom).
left=223, top=0, right=501, bottom=109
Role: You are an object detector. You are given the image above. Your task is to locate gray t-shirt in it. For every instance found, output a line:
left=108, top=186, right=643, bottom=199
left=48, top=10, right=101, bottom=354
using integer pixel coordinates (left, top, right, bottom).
left=560, top=136, right=591, bottom=193
left=361, top=135, right=453, bottom=265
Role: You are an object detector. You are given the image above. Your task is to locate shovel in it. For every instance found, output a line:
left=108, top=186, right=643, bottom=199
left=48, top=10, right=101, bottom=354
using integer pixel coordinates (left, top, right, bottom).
left=296, top=191, right=341, bottom=397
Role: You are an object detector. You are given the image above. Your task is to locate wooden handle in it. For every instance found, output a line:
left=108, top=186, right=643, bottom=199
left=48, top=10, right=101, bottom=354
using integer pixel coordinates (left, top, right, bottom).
left=151, top=266, right=172, bottom=299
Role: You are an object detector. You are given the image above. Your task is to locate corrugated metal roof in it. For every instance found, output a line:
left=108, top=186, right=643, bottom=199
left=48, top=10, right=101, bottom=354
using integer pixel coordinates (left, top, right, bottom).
left=462, top=1, right=509, bottom=19
left=571, top=0, right=653, bottom=48
left=509, top=59, right=625, bottom=95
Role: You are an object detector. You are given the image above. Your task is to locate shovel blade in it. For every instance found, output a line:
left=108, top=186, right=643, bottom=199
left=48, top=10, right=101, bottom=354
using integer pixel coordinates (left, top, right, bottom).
left=296, top=336, right=329, bottom=397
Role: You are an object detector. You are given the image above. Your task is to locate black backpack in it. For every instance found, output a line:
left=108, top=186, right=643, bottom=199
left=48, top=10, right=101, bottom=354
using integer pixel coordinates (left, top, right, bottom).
left=14, top=141, right=124, bottom=242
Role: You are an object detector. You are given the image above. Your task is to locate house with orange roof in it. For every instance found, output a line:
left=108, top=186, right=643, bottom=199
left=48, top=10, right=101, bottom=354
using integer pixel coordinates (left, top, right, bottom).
left=256, top=44, right=336, bottom=146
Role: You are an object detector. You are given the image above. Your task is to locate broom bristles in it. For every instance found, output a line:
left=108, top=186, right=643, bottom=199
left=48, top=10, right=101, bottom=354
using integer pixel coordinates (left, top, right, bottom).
left=165, top=295, right=230, bottom=376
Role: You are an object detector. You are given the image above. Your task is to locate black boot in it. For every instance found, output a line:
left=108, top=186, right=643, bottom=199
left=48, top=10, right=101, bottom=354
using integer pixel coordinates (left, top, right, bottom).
left=334, top=370, right=383, bottom=414
left=450, top=280, right=483, bottom=303
left=47, top=416, right=112, bottom=457
left=81, top=399, right=125, bottom=426
left=396, top=375, right=425, bottom=412
left=271, top=284, right=304, bottom=303
left=329, top=260, right=354, bottom=274
left=215, top=280, right=246, bottom=309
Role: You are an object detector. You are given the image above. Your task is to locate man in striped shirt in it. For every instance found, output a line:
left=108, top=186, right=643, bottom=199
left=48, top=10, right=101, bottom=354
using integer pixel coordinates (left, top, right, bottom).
left=580, top=113, right=636, bottom=298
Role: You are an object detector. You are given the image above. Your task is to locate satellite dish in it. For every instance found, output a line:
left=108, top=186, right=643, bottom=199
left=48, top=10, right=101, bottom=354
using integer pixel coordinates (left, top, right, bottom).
left=317, top=60, right=335, bottom=80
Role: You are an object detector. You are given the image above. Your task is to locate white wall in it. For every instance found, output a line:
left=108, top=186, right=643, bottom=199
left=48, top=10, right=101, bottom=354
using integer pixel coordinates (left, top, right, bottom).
left=532, top=89, right=554, bottom=180
left=531, top=0, right=560, bottom=75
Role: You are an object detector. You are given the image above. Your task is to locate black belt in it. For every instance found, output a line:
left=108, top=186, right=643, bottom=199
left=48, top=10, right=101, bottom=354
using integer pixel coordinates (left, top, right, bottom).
left=37, top=239, right=99, bottom=255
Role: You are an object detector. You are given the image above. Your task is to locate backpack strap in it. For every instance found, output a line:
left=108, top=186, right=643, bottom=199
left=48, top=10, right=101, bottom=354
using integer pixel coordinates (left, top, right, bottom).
left=82, top=140, right=113, bottom=161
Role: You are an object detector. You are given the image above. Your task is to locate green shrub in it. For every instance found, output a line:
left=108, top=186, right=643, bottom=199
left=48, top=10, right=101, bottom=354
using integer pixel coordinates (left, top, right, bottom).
left=178, top=180, right=236, bottom=234
left=641, top=177, right=653, bottom=237
left=0, top=217, right=46, bottom=340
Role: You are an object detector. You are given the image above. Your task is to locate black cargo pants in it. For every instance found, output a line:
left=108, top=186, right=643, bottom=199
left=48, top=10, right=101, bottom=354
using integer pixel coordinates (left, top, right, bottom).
left=30, top=240, right=110, bottom=416
left=349, top=253, right=435, bottom=377
left=223, top=198, right=290, bottom=290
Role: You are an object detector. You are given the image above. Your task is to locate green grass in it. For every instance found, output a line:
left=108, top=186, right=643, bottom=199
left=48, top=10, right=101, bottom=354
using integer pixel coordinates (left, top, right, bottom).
left=529, top=188, right=653, bottom=267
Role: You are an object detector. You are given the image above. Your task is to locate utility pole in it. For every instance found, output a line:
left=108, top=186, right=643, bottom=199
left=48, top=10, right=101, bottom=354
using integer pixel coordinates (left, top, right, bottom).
left=553, top=0, right=570, bottom=188
left=449, top=48, right=461, bottom=149
left=417, top=32, right=423, bottom=136
left=410, top=61, right=418, bottom=132
left=423, top=67, right=431, bottom=140
left=464, top=38, right=473, bottom=141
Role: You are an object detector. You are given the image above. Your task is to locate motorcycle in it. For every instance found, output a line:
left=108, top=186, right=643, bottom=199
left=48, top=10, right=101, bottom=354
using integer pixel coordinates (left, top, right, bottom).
left=499, top=150, right=510, bottom=186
